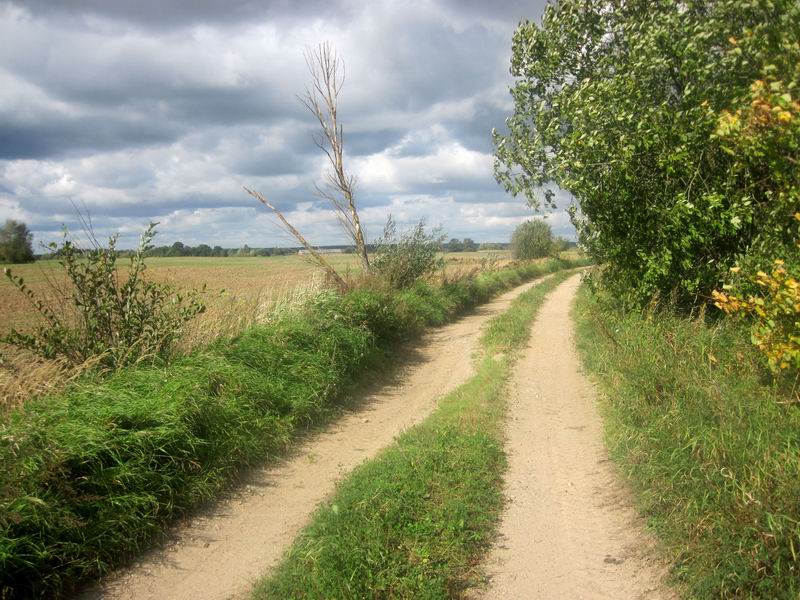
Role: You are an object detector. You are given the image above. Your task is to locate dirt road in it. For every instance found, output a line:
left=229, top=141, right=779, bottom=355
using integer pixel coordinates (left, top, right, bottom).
left=77, top=277, right=549, bottom=600
left=480, top=274, right=675, bottom=599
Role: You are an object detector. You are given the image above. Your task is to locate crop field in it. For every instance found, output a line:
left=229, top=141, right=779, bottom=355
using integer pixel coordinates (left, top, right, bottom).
left=0, top=250, right=514, bottom=409
left=0, top=251, right=512, bottom=337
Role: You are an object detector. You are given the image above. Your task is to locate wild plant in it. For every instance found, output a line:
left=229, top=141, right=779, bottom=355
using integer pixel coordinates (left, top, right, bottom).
left=372, top=216, right=446, bottom=289
left=2, top=223, right=205, bottom=370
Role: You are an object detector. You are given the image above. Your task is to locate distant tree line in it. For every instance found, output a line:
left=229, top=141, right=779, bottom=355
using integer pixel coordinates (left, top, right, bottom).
left=6, top=218, right=523, bottom=262
left=144, top=242, right=300, bottom=258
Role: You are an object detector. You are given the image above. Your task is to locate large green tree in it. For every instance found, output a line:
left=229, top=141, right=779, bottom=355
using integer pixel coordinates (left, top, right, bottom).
left=0, top=219, right=34, bottom=263
left=495, top=0, right=800, bottom=304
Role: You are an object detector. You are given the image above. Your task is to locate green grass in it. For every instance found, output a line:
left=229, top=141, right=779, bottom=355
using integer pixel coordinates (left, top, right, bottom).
left=0, top=258, right=586, bottom=598
left=573, top=284, right=800, bottom=599
left=253, top=269, right=577, bottom=599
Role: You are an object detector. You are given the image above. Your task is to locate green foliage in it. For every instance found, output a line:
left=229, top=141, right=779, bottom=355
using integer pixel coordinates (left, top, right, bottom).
left=510, top=219, right=553, bottom=259
left=575, top=284, right=800, bottom=598
left=371, top=216, right=445, bottom=289
left=446, top=238, right=464, bottom=252
left=0, top=258, right=584, bottom=597
left=0, top=220, right=34, bottom=264
left=254, top=269, right=575, bottom=599
left=495, top=0, right=800, bottom=304
left=2, top=224, right=205, bottom=370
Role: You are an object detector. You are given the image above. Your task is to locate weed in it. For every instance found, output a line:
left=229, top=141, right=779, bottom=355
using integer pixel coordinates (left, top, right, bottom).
left=2, top=224, right=205, bottom=370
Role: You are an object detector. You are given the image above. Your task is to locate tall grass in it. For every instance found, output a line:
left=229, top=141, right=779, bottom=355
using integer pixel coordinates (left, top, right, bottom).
left=0, top=257, right=585, bottom=598
left=574, top=284, right=800, bottom=599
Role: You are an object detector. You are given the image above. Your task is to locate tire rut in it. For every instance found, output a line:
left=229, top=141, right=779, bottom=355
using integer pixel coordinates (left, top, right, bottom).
left=480, top=274, right=676, bottom=600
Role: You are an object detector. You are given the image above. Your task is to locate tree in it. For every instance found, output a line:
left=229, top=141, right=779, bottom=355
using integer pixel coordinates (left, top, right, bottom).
left=245, top=42, right=370, bottom=289
left=511, top=219, right=552, bottom=260
left=494, top=0, right=800, bottom=304
left=300, top=42, right=370, bottom=272
left=168, top=241, right=186, bottom=257
left=446, top=238, right=464, bottom=252
left=0, top=220, right=34, bottom=263
left=462, top=237, right=478, bottom=252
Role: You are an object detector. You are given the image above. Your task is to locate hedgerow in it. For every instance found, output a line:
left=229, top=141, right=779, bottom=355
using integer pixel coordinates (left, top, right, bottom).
left=0, top=257, right=585, bottom=598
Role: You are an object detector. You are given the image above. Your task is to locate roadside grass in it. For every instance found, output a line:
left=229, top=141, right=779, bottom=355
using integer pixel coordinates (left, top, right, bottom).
left=573, top=284, right=800, bottom=599
left=0, top=258, right=586, bottom=598
left=0, top=251, right=522, bottom=411
left=253, top=269, right=577, bottom=599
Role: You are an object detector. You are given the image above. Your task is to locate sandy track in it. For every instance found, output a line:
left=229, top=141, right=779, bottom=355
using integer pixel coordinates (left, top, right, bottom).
left=76, top=277, right=548, bottom=600
left=480, top=275, right=675, bottom=600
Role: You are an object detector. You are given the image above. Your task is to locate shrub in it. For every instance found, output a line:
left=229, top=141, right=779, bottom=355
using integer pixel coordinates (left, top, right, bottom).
left=510, top=219, right=552, bottom=260
left=713, top=258, right=800, bottom=374
left=372, top=216, right=445, bottom=289
left=2, top=224, right=205, bottom=370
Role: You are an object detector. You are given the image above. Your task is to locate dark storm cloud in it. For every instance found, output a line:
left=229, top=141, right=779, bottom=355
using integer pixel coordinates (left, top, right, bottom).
left=439, top=0, right=546, bottom=24
left=448, top=101, right=512, bottom=154
left=4, top=0, right=353, bottom=29
left=0, top=111, right=182, bottom=160
left=345, top=129, right=406, bottom=157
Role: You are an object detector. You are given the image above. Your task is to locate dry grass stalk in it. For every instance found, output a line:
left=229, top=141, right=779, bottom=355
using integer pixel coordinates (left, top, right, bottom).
left=243, top=186, right=346, bottom=290
left=0, top=347, right=97, bottom=413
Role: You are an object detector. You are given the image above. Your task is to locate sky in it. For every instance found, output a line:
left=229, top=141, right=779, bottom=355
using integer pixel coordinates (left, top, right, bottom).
left=0, top=0, right=573, bottom=250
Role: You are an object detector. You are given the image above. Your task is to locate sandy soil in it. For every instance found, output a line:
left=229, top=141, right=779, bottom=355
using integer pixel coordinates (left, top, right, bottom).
left=479, top=274, right=676, bottom=600
left=75, top=277, right=547, bottom=600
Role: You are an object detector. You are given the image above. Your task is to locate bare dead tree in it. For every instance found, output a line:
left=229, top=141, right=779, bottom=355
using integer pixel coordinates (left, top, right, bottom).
left=299, top=42, right=370, bottom=272
left=243, top=187, right=346, bottom=289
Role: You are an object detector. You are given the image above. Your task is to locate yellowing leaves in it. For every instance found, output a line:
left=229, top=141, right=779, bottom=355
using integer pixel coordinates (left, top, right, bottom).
left=714, top=259, right=800, bottom=374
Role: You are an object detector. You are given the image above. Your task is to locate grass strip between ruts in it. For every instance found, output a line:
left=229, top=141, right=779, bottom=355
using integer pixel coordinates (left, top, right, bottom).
left=253, top=269, right=577, bottom=598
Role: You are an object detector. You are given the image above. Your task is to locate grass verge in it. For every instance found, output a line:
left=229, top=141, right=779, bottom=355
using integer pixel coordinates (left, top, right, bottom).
left=573, top=284, right=800, bottom=599
left=253, top=270, right=577, bottom=598
left=0, top=259, right=587, bottom=598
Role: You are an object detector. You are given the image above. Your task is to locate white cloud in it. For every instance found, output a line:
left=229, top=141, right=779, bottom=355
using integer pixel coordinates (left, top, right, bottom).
left=0, top=0, right=573, bottom=247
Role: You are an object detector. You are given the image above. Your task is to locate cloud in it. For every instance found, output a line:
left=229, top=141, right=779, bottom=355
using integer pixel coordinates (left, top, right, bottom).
left=0, top=0, right=571, bottom=248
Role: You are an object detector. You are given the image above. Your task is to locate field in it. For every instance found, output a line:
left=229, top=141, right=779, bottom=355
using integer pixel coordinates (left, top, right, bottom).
left=0, top=251, right=512, bottom=410
left=0, top=251, right=511, bottom=337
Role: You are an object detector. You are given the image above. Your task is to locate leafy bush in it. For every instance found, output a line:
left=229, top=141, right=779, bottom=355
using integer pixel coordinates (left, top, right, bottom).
left=371, top=216, right=445, bottom=289
left=713, top=257, right=800, bottom=373
left=495, top=0, right=800, bottom=304
left=2, top=224, right=205, bottom=370
left=510, top=219, right=552, bottom=259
